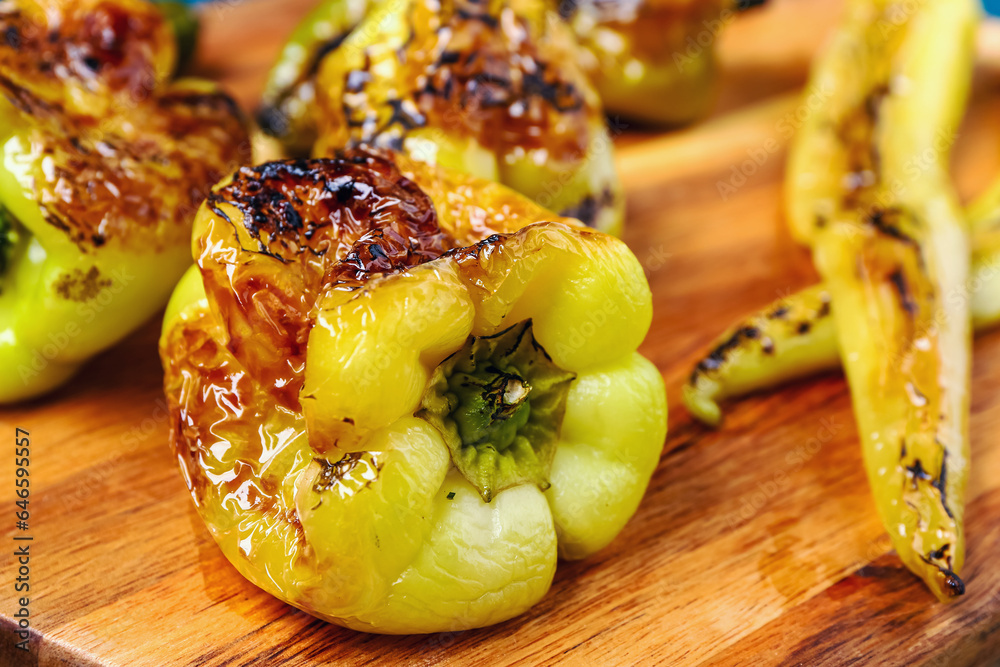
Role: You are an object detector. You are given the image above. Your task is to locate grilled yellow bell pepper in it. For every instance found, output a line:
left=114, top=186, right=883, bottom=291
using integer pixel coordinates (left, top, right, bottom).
left=259, top=0, right=761, bottom=153
left=310, top=0, right=624, bottom=235
left=0, top=0, right=250, bottom=402
left=159, top=149, right=666, bottom=634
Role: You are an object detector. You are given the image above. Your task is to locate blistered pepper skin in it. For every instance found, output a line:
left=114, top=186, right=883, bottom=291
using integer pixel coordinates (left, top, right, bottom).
left=160, top=150, right=666, bottom=634
left=0, top=0, right=250, bottom=402
left=259, top=0, right=752, bottom=155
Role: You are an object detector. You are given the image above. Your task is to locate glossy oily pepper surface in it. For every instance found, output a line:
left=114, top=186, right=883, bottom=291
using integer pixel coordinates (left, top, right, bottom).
left=0, top=0, right=250, bottom=402
left=160, top=150, right=667, bottom=633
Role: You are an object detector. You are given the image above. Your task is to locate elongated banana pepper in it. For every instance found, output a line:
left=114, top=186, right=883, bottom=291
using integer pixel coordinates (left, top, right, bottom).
left=725, top=0, right=977, bottom=601
left=685, top=177, right=1000, bottom=426
left=159, top=149, right=666, bottom=634
left=0, top=0, right=250, bottom=402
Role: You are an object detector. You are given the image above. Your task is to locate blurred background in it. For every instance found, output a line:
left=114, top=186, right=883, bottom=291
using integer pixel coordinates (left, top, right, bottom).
left=165, top=0, right=1000, bottom=16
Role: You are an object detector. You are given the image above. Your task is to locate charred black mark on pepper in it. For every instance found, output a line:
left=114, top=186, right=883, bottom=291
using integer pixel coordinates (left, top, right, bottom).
left=816, top=295, right=832, bottom=318
left=560, top=188, right=615, bottom=228
left=928, top=543, right=950, bottom=561
left=5, top=25, right=20, bottom=49
left=691, top=325, right=763, bottom=380
left=905, top=459, right=932, bottom=486
left=312, top=452, right=383, bottom=494
left=866, top=208, right=918, bottom=247
left=918, top=552, right=965, bottom=597
left=768, top=306, right=789, bottom=320
left=934, top=450, right=954, bottom=520
left=888, top=268, right=918, bottom=315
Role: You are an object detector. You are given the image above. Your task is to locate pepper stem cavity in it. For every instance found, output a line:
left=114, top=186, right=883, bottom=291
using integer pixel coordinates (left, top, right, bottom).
left=419, top=320, right=576, bottom=503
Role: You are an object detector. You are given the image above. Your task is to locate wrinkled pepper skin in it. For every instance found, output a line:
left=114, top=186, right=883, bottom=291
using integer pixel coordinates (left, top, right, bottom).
left=0, top=0, right=250, bottom=402
left=310, top=0, right=624, bottom=235
left=683, top=284, right=837, bottom=427
left=159, top=150, right=667, bottom=634
left=786, top=0, right=976, bottom=601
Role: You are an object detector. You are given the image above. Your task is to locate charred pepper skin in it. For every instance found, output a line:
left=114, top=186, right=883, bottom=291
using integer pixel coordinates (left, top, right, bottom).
left=159, top=150, right=666, bottom=634
left=0, top=0, right=250, bottom=402
left=258, top=0, right=754, bottom=153
left=310, top=0, right=624, bottom=236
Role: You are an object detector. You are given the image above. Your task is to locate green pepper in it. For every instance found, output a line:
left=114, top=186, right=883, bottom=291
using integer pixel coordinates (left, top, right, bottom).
left=159, top=149, right=666, bottom=633
left=0, top=0, right=250, bottom=402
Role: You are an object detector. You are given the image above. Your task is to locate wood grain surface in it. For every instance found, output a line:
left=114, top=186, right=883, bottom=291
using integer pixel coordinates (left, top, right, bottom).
left=3, top=0, right=1000, bottom=665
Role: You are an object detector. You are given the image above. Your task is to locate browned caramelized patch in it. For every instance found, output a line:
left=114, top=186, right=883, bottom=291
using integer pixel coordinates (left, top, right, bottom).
left=0, top=2, right=251, bottom=252
left=20, top=88, right=248, bottom=251
left=199, top=152, right=454, bottom=408
left=53, top=266, right=112, bottom=302
left=0, top=0, right=171, bottom=106
left=328, top=0, right=594, bottom=162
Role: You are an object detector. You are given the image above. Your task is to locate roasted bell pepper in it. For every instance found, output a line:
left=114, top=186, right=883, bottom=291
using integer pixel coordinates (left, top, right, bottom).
left=159, top=149, right=666, bottom=634
left=259, top=0, right=762, bottom=153
left=0, top=0, right=250, bottom=402
left=256, top=0, right=622, bottom=234
left=311, top=0, right=624, bottom=235
left=561, top=0, right=730, bottom=126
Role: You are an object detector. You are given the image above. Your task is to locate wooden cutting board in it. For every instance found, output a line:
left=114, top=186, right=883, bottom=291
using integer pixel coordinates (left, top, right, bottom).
left=4, top=0, right=1000, bottom=664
